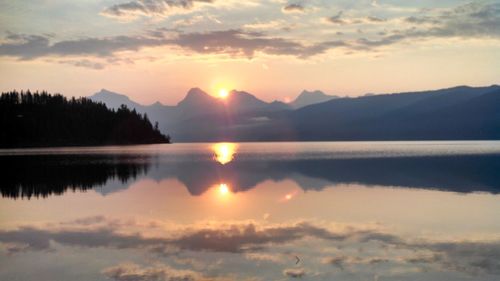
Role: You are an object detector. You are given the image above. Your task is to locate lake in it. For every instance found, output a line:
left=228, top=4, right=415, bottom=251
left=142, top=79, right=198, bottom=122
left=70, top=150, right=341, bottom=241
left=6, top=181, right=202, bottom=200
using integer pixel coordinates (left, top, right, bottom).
left=1, top=141, right=500, bottom=281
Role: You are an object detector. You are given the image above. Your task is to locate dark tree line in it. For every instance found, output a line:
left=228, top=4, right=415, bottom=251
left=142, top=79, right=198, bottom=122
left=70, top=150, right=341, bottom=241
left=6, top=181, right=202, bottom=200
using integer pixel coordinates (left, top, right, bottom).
left=0, top=90, right=170, bottom=147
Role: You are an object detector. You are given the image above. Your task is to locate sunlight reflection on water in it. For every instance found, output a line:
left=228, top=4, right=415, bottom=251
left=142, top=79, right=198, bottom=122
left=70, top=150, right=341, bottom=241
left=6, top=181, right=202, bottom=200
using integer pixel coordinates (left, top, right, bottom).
left=212, top=142, right=238, bottom=164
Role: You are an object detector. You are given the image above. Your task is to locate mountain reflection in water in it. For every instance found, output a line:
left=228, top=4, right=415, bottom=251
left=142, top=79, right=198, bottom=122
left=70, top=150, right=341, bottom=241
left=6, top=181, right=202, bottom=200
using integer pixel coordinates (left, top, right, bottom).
left=2, top=143, right=500, bottom=199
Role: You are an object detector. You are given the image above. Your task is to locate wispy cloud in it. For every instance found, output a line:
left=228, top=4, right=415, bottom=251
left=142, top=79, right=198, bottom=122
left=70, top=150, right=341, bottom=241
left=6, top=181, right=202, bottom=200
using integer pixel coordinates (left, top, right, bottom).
left=282, top=3, right=304, bottom=14
left=101, top=0, right=215, bottom=21
left=170, top=29, right=346, bottom=58
left=405, top=1, right=500, bottom=38
left=0, top=29, right=347, bottom=64
left=325, top=11, right=345, bottom=25
left=58, top=59, right=106, bottom=70
left=0, top=33, right=169, bottom=60
left=1, top=1, right=499, bottom=69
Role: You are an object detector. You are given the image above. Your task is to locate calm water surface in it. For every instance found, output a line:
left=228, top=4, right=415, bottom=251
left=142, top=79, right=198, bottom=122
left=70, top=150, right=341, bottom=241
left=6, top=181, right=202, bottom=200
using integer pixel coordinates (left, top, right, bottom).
left=1, top=141, right=500, bottom=281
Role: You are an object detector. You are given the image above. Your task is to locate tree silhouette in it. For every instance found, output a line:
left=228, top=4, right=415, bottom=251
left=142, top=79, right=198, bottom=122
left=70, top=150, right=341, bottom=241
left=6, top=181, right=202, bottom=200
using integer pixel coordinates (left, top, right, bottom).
left=0, top=90, right=170, bottom=147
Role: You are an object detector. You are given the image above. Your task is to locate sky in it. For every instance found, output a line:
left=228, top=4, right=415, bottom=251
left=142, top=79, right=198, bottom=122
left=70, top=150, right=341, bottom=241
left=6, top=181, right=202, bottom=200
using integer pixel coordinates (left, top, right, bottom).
left=0, top=0, right=499, bottom=105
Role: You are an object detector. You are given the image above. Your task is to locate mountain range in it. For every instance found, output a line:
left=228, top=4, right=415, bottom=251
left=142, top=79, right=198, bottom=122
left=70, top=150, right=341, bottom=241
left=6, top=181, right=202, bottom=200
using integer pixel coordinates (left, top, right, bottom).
left=90, top=85, right=500, bottom=142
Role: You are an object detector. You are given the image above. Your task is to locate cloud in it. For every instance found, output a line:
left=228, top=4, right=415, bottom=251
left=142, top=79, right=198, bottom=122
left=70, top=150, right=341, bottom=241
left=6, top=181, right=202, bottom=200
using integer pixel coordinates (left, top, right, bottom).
left=322, top=1, right=500, bottom=48
left=324, top=13, right=387, bottom=26
left=0, top=30, right=347, bottom=64
left=101, top=0, right=215, bottom=20
left=421, top=1, right=500, bottom=38
left=354, top=1, right=500, bottom=50
left=325, top=11, right=345, bottom=25
left=58, top=59, right=106, bottom=70
left=170, top=29, right=337, bottom=58
left=2, top=2, right=498, bottom=66
left=243, top=20, right=289, bottom=31
left=102, top=262, right=222, bottom=281
left=0, top=1, right=498, bottom=70
left=0, top=33, right=169, bottom=60
left=282, top=3, right=304, bottom=14
left=404, top=16, right=438, bottom=25
left=366, top=16, right=386, bottom=23
left=173, top=15, right=205, bottom=27
left=283, top=267, right=305, bottom=278
left=370, top=1, right=500, bottom=49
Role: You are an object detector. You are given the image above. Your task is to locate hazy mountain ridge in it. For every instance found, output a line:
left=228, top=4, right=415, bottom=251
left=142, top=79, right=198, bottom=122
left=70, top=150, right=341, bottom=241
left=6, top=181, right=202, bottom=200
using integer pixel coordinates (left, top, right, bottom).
left=92, top=89, right=143, bottom=110
left=90, top=85, right=500, bottom=142
left=290, top=90, right=338, bottom=108
left=290, top=85, right=500, bottom=140
left=90, top=87, right=295, bottom=141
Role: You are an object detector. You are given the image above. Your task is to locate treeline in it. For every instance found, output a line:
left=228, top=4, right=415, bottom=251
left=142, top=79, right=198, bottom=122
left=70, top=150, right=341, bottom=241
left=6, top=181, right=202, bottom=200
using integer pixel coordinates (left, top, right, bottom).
left=0, top=90, right=170, bottom=147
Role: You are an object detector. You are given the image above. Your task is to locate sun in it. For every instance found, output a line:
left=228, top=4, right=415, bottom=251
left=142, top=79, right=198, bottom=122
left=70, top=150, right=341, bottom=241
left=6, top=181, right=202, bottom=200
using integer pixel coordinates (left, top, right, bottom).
left=218, top=88, right=229, bottom=99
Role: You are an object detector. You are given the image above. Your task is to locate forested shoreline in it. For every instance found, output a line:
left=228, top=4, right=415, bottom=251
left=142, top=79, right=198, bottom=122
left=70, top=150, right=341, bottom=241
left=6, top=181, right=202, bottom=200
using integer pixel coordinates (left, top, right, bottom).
left=0, top=90, right=170, bottom=148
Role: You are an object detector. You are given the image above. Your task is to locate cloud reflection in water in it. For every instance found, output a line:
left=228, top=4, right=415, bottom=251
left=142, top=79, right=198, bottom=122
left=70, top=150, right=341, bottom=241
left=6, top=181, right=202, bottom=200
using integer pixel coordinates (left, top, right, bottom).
left=1, top=216, right=500, bottom=280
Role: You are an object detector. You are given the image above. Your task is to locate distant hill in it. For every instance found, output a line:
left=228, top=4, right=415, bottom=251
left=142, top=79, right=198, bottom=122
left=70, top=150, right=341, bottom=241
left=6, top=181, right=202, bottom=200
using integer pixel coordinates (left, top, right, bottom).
left=90, top=85, right=500, bottom=142
left=91, top=89, right=143, bottom=110
left=288, top=85, right=500, bottom=140
left=0, top=90, right=170, bottom=148
left=290, top=90, right=337, bottom=108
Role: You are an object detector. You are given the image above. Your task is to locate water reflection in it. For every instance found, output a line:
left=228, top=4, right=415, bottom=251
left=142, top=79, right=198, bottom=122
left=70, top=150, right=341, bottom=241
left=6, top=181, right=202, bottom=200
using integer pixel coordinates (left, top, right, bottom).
left=1, top=215, right=499, bottom=281
left=212, top=142, right=237, bottom=164
left=1, top=142, right=500, bottom=281
left=0, top=154, right=151, bottom=199
left=2, top=144, right=500, bottom=199
left=217, top=183, right=230, bottom=195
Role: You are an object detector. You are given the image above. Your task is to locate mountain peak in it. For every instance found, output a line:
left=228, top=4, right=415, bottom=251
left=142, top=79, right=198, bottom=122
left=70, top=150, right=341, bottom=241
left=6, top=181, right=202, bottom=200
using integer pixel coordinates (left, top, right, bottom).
left=298, top=90, right=327, bottom=97
left=187, top=87, right=208, bottom=96
left=177, top=88, right=216, bottom=107
left=230, top=89, right=261, bottom=100
left=90, top=89, right=141, bottom=110
left=93, top=89, right=130, bottom=99
left=291, top=90, right=337, bottom=109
